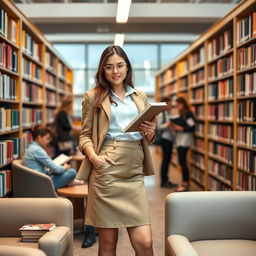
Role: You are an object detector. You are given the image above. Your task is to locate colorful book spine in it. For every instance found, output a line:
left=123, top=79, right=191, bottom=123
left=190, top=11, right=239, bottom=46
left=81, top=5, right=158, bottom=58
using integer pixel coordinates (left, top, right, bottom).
left=238, top=149, right=256, bottom=173
left=236, top=12, right=256, bottom=45
left=22, top=131, right=33, bottom=154
left=208, top=177, right=232, bottom=191
left=0, top=108, right=19, bottom=132
left=191, top=166, right=205, bottom=184
left=46, top=90, right=56, bottom=105
left=22, top=108, right=42, bottom=128
left=191, top=87, right=204, bottom=103
left=238, top=44, right=256, bottom=70
left=0, top=43, right=18, bottom=72
left=208, top=29, right=233, bottom=60
left=237, top=72, right=256, bottom=96
left=208, top=123, right=233, bottom=143
left=191, top=69, right=204, bottom=87
left=22, top=30, right=41, bottom=61
left=208, top=141, right=233, bottom=164
left=0, top=137, right=20, bottom=165
left=22, top=82, right=43, bottom=103
left=195, top=122, right=204, bottom=136
left=45, top=72, right=56, bottom=89
left=178, top=60, right=188, bottom=76
left=180, top=77, right=188, bottom=91
left=0, top=170, right=11, bottom=197
left=23, top=58, right=41, bottom=82
left=208, top=79, right=233, bottom=100
left=208, top=102, right=233, bottom=121
left=192, top=151, right=205, bottom=168
left=238, top=171, right=256, bottom=191
left=46, top=108, right=55, bottom=124
left=194, top=137, right=204, bottom=152
left=237, top=99, right=256, bottom=122
left=237, top=126, right=256, bottom=148
left=0, top=73, right=17, bottom=100
left=191, top=47, right=205, bottom=67
left=192, top=105, right=204, bottom=120
left=45, top=51, right=55, bottom=71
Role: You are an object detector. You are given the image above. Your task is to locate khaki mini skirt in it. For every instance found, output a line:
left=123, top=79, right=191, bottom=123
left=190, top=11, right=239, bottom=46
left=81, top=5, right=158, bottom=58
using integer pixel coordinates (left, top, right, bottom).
left=85, top=139, right=151, bottom=228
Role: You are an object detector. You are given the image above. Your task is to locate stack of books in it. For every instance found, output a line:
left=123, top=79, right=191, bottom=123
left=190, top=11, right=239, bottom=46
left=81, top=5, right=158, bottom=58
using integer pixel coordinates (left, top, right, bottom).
left=19, top=223, right=56, bottom=242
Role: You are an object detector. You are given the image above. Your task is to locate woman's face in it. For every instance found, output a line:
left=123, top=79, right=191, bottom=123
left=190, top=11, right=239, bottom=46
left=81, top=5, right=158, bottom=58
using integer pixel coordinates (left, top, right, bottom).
left=104, top=54, right=128, bottom=87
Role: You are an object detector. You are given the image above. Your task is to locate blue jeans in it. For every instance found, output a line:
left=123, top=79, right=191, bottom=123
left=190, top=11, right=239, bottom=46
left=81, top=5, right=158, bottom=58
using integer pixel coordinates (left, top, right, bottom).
left=52, top=168, right=76, bottom=189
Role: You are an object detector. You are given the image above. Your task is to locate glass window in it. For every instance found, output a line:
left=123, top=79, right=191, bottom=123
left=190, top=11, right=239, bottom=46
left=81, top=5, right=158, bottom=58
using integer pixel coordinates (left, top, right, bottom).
left=88, top=44, right=109, bottom=69
left=160, top=44, right=189, bottom=67
left=73, top=70, right=86, bottom=95
left=133, top=70, right=156, bottom=94
left=123, top=44, right=158, bottom=69
left=87, top=69, right=98, bottom=91
left=73, top=96, right=83, bottom=118
left=53, top=44, right=86, bottom=69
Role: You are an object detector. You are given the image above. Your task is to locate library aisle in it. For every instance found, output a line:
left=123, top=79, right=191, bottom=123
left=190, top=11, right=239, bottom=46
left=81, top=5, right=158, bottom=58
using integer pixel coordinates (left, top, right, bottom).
left=73, top=146, right=201, bottom=256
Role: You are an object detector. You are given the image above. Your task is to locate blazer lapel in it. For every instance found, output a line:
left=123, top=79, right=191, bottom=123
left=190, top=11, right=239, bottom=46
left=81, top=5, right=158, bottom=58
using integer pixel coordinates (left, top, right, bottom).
left=131, top=92, right=144, bottom=113
left=101, top=95, right=111, bottom=120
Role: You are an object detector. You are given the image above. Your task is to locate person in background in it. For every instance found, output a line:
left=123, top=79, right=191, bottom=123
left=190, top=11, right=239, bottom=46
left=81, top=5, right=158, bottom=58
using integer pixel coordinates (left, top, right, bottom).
left=23, top=125, right=81, bottom=189
left=157, top=97, right=176, bottom=188
left=170, top=97, right=195, bottom=192
left=54, top=97, right=80, bottom=156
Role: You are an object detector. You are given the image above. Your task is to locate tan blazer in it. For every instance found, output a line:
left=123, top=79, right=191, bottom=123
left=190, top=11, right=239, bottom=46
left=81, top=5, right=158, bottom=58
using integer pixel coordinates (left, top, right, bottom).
left=77, top=88, right=155, bottom=182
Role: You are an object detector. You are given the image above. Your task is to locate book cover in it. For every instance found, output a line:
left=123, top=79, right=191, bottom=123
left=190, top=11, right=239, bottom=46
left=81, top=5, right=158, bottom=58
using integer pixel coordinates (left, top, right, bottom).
left=53, top=153, right=72, bottom=166
left=19, top=223, right=56, bottom=231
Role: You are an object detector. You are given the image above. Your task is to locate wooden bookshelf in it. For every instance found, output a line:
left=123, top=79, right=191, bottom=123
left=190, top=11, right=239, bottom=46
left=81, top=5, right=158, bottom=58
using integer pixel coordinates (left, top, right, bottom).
left=0, top=0, right=73, bottom=197
left=155, top=0, right=256, bottom=191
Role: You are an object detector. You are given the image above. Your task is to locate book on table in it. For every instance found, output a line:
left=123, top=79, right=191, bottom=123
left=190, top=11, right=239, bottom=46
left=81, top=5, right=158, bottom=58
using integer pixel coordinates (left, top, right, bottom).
left=53, top=153, right=72, bottom=165
left=19, top=223, right=56, bottom=242
left=122, top=102, right=167, bottom=133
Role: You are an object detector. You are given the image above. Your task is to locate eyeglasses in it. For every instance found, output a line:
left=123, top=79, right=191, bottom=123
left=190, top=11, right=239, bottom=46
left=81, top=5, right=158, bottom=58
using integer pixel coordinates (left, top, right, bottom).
left=103, top=63, right=127, bottom=73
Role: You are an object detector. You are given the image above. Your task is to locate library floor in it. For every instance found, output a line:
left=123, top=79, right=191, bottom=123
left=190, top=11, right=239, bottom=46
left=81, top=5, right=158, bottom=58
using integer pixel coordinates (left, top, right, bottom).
left=73, top=146, right=201, bottom=256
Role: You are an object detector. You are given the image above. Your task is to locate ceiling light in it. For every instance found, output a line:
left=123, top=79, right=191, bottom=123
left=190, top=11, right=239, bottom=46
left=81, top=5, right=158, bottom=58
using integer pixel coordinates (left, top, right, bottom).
left=114, top=34, right=125, bottom=47
left=116, top=0, right=132, bottom=23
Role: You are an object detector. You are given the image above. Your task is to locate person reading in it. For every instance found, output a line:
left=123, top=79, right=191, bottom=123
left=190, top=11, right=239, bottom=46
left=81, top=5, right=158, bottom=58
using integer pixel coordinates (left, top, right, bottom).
left=23, top=125, right=84, bottom=189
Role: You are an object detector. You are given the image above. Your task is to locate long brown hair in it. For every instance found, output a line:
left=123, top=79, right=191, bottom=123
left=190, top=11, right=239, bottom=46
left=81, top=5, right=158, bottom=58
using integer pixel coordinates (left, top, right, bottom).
left=176, top=96, right=191, bottom=115
left=58, top=96, right=72, bottom=113
left=94, top=45, right=134, bottom=107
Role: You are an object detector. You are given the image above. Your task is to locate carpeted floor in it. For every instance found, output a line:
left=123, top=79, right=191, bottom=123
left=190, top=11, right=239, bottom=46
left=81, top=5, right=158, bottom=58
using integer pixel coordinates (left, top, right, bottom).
left=73, top=146, right=201, bottom=256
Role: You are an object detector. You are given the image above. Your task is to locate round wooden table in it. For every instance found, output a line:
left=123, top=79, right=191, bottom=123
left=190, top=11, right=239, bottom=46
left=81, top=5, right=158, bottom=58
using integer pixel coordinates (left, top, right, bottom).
left=57, top=184, right=88, bottom=232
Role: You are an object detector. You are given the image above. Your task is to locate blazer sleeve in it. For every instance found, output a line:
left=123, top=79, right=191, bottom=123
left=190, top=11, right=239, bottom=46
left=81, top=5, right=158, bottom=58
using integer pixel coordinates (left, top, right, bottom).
left=79, top=93, right=95, bottom=155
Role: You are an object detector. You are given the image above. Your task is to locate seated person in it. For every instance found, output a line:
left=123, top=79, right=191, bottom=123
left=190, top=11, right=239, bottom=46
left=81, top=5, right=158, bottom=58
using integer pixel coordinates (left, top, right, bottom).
left=23, top=125, right=83, bottom=189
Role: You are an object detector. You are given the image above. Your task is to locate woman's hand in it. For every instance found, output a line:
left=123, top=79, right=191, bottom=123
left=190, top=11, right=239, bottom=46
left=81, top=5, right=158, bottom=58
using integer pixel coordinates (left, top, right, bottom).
left=139, top=116, right=157, bottom=142
left=172, top=124, right=184, bottom=131
left=89, top=154, right=115, bottom=169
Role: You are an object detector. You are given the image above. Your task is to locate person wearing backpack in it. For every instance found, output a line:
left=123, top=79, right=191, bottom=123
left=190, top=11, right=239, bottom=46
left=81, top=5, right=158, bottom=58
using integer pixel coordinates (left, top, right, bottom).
left=157, top=97, right=177, bottom=188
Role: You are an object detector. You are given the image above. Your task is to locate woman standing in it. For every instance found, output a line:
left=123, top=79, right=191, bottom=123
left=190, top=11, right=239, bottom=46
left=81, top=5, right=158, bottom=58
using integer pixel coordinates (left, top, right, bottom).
left=171, top=97, right=195, bottom=192
left=77, top=45, right=156, bottom=256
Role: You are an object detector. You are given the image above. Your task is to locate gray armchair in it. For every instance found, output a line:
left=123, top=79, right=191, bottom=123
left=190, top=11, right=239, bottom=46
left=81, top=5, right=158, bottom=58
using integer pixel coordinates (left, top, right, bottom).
left=0, top=245, right=46, bottom=256
left=0, top=198, right=73, bottom=256
left=12, top=159, right=57, bottom=198
left=165, top=191, right=256, bottom=256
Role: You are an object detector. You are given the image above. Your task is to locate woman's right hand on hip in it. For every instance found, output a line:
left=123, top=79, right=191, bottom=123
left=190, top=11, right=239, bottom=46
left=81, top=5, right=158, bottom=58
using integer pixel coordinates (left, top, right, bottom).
left=89, top=154, right=115, bottom=169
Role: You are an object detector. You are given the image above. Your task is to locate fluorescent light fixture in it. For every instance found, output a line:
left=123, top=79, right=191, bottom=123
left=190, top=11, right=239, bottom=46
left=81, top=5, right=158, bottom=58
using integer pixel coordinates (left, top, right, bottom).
left=116, top=0, right=132, bottom=23
left=114, top=34, right=125, bottom=47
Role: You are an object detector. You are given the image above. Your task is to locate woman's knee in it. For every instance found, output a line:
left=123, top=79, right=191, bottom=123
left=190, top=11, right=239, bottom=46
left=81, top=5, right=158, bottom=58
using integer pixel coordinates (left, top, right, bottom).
left=66, top=168, right=76, bottom=179
left=133, top=237, right=153, bottom=251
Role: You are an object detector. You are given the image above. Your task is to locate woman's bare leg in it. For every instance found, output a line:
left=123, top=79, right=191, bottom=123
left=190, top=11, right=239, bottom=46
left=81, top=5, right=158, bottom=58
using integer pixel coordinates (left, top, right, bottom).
left=127, top=225, right=153, bottom=256
left=98, top=228, right=118, bottom=256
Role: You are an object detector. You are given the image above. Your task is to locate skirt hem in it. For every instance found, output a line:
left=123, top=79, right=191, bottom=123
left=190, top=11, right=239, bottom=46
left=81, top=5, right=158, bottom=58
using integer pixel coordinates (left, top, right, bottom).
left=85, top=221, right=151, bottom=228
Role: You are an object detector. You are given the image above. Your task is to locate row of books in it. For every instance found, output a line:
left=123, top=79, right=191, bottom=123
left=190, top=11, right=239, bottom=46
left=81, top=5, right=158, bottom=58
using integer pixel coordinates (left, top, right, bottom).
left=238, top=72, right=256, bottom=96
left=192, top=151, right=205, bottom=169
left=208, top=123, right=233, bottom=143
left=191, top=69, right=204, bottom=87
left=59, top=81, right=64, bottom=92
left=208, top=141, right=233, bottom=165
left=45, top=51, right=56, bottom=71
left=238, top=149, right=256, bottom=173
left=238, top=44, right=256, bottom=70
left=190, top=47, right=205, bottom=68
left=0, top=109, right=19, bottom=132
left=0, top=73, right=17, bottom=100
left=194, top=137, right=204, bottom=152
left=22, top=108, right=42, bottom=128
left=166, top=82, right=177, bottom=96
left=192, top=105, right=204, bottom=120
left=23, top=58, right=41, bottom=82
left=0, top=9, right=18, bottom=44
left=180, top=77, right=188, bottom=91
left=208, top=55, right=233, bottom=80
left=160, top=67, right=177, bottom=86
left=208, top=102, right=233, bottom=121
left=45, top=72, right=56, bottom=89
left=22, top=30, right=41, bottom=62
left=236, top=12, right=256, bottom=45
left=237, top=99, right=256, bottom=122
left=22, top=82, right=43, bottom=104
left=208, top=29, right=233, bottom=60
left=178, top=60, right=188, bottom=76
left=208, top=79, right=233, bottom=100
left=237, top=126, right=256, bottom=149
left=238, top=172, right=256, bottom=191
left=195, top=122, right=204, bottom=136
left=21, top=131, right=32, bottom=154
left=46, top=90, right=56, bottom=105
left=208, top=177, right=232, bottom=191
left=0, top=170, right=11, bottom=197
left=58, top=62, right=65, bottom=78
left=0, top=137, right=20, bottom=165
left=191, top=166, right=205, bottom=184
left=208, top=159, right=233, bottom=185
left=191, top=87, right=204, bottom=103
left=0, top=43, right=18, bottom=72
left=46, top=108, right=55, bottom=124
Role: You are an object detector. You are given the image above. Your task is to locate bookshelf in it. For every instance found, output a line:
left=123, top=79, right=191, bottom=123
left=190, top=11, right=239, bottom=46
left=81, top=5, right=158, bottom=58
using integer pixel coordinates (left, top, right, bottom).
left=0, top=0, right=73, bottom=197
left=155, top=0, right=256, bottom=191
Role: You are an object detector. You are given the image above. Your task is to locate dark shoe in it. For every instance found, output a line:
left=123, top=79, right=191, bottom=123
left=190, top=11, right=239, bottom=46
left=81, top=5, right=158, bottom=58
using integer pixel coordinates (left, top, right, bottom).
left=81, top=227, right=96, bottom=248
left=161, top=181, right=177, bottom=188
